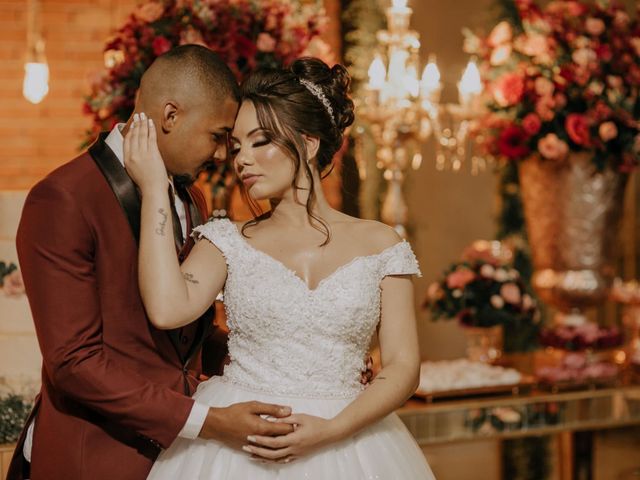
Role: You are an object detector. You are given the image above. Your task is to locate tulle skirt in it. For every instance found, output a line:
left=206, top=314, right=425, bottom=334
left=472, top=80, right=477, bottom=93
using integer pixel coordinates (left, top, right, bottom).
left=148, top=376, right=435, bottom=479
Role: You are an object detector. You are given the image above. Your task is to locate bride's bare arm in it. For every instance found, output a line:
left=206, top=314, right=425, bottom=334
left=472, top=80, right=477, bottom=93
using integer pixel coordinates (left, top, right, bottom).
left=124, top=114, right=227, bottom=329
left=243, top=233, right=421, bottom=460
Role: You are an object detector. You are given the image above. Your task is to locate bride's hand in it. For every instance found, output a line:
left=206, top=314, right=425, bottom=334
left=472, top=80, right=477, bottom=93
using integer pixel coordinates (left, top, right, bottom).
left=242, top=413, right=342, bottom=462
left=123, top=112, right=168, bottom=194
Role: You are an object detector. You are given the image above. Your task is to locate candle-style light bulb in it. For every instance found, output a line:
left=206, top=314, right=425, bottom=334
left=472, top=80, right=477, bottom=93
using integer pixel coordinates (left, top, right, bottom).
left=368, top=56, right=387, bottom=91
left=23, top=61, right=49, bottom=104
left=458, top=61, right=482, bottom=96
left=420, top=57, right=441, bottom=93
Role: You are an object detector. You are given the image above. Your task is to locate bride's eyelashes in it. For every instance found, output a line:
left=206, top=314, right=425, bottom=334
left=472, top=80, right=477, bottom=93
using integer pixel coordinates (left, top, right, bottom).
left=229, top=138, right=271, bottom=157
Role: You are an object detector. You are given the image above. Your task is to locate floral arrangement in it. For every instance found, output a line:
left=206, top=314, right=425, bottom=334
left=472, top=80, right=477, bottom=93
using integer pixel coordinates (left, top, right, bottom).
left=536, top=351, right=619, bottom=385
left=538, top=323, right=624, bottom=351
left=424, top=240, right=538, bottom=330
left=464, top=0, right=640, bottom=172
left=0, top=261, right=24, bottom=297
left=82, top=0, right=330, bottom=143
left=0, top=395, right=32, bottom=444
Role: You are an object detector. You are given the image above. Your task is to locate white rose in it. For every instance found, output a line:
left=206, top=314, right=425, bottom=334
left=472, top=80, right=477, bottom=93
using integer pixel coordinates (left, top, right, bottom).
left=491, top=295, right=505, bottom=309
left=494, top=269, right=509, bottom=282
left=480, top=264, right=495, bottom=278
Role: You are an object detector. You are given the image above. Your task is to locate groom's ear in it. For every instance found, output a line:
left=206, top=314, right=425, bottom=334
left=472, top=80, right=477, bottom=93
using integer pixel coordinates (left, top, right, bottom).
left=161, top=101, right=179, bottom=133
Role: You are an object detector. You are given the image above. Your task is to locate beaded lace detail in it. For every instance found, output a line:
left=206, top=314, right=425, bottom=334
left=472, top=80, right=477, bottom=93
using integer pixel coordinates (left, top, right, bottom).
left=192, top=218, right=421, bottom=398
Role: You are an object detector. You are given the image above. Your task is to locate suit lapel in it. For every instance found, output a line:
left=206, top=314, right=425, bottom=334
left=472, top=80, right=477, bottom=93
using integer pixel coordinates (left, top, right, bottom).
left=89, top=133, right=213, bottom=368
left=89, top=133, right=141, bottom=244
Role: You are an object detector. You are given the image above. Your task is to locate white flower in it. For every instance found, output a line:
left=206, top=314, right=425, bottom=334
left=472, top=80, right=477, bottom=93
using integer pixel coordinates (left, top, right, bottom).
left=452, top=289, right=463, bottom=298
left=491, top=295, right=505, bottom=309
left=480, top=264, right=495, bottom=278
left=508, top=269, right=520, bottom=280
left=572, top=48, right=596, bottom=67
left=494, top=269, right=509, bottom=282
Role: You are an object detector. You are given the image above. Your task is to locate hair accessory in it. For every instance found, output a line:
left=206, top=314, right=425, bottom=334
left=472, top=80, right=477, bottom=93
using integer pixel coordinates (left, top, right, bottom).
left=298, top=79, right=337, bottom=128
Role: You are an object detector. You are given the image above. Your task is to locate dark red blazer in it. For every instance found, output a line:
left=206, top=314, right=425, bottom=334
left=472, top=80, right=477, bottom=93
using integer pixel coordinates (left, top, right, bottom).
left=8, top=133, right=217, bottom=480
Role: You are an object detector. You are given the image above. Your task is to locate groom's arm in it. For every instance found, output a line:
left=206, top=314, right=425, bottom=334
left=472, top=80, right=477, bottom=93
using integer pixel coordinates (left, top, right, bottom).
left=17, top=179, right=194, bottom=449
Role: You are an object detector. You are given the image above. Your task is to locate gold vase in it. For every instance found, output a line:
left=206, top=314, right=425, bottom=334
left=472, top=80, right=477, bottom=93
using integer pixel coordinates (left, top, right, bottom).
left=463, top=324, right=504, bottom=363
left=519, top=153, right=627, bottom=325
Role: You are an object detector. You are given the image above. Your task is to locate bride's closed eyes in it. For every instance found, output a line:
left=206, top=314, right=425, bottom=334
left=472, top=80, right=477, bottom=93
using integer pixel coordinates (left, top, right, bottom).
left=229, top=131, right=272, bottom=157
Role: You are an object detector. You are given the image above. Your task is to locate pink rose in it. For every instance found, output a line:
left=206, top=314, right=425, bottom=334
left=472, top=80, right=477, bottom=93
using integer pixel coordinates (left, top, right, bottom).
left=535, top=96, right=556, bottom=121
left=538, top=133, right=569, bottom=161
left=554, top=93, right=567, bottom=109
left=500, top=283, right=522, bottom=305
left=522, top=113, right=542, bottom=135
left=2, top=270, right=25, bottom=297
left=446, top=267, right=476, bottom=290
left=630, top=38, right=640, bottom=57
left=614, top=11, right=630, bottom=28
left=152, top=36, right=172, bottom=56
left=572, top=48, right=596, bottom=67
left=179, top=27, right=207, bottom=47
left=598, top=122, right=618, bottom=142
left=488, top=21, right=513, bottom=47
left=490, top=295, right=505, bottom=309
left=565, top=1, right=586, bottom=16
left=135, top=2, right=164, bottom=23
left=585, top=18, right=605, bottom=36
left=522, top=294, right=534, bottom=310
left=256, top=33, right=276, bottom=53
left=517, top=34, right=548, bottom=57
left=493, top=73, right=525, bottom=107
left=534, top=77, right=554, bottom=96
left=427, top=282, right=444, bottom=301
left=565, top=113, right=591, bottom=146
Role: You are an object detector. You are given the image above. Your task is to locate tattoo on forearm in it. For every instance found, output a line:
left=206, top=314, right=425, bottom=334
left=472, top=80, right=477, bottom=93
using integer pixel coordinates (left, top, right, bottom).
left=183, top=273, right=200, bottom=285
left=155, top=208, right=168, bottom=236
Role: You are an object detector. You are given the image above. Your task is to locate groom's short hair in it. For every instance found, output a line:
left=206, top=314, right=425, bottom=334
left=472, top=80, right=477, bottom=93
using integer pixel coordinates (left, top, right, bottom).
left=144, top=44, right=240, bottom=105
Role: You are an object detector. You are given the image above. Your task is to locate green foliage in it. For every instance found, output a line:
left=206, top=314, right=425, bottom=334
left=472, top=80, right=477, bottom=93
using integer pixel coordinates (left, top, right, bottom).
left=0, top=395, right=32, bottom=444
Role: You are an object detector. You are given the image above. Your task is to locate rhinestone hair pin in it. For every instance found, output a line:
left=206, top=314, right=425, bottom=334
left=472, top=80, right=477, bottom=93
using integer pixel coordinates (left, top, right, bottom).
left=298, top=79, right=337, bottom=128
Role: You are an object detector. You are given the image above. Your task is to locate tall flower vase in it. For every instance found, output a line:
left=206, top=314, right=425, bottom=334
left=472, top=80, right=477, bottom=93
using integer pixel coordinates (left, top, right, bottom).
left=463, top=324, right=504, bottom=363
left=519, top=153, right=627, bottom=326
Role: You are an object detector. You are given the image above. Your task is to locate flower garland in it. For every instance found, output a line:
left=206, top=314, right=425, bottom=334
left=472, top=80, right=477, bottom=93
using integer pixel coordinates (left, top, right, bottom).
left=82, top=0, right=329, bottom=142
left=465, top=0, right=640, bottom=171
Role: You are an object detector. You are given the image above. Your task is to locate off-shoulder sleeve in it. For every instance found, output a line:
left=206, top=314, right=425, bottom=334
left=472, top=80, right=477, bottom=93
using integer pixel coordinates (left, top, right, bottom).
left=191, top=217, right=238, bottom=257
left=378, top=241, right=422, bottom=278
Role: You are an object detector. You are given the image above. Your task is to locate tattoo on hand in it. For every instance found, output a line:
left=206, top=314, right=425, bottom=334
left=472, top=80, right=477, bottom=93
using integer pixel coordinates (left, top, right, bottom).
left=183, top=273, right=200, bottom=285
left=155, top=208, right=168, bottom=236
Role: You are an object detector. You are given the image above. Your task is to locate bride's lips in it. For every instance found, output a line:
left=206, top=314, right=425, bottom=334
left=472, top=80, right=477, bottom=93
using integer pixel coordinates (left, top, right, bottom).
left=241, top=174, right=261, bottom=186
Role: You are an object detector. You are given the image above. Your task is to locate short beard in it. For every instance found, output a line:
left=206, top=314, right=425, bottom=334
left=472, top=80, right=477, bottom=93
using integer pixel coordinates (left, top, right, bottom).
left=173, top=174, right=196, bottom=188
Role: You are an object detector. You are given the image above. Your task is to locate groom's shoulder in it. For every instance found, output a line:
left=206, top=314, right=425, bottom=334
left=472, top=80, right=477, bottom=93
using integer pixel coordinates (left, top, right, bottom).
left=31, top=149, right=100, bottom=197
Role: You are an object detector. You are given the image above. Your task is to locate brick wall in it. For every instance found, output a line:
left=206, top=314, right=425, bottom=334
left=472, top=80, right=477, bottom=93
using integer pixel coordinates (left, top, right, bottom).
left=0, top=0, right=342, bottom=191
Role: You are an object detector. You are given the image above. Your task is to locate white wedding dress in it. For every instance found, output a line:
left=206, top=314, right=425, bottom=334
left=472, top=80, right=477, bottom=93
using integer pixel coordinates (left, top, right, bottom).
left=148, top=218, right=435, bottom=479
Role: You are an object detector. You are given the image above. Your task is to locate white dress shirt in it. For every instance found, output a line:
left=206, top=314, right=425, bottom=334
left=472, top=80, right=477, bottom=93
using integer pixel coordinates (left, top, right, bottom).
left=24, top=125, right=209, bottom=461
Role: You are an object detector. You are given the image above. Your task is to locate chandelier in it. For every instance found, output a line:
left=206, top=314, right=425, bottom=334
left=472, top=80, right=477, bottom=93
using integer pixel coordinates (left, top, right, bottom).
left=356, top=0, right=484, bottom=236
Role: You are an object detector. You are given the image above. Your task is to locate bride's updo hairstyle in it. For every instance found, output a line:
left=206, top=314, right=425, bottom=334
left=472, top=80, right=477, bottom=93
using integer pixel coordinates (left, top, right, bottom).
left=239, top=57, right=355, bottom=244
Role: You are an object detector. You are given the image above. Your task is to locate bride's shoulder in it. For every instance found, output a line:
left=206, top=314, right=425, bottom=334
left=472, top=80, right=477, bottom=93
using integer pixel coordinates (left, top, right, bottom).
left=335, top=215, right=402, bottom=252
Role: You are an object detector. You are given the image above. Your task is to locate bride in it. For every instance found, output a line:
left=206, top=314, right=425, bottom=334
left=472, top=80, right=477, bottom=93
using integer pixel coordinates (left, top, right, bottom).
left=124, top=57, right=435, bottom=479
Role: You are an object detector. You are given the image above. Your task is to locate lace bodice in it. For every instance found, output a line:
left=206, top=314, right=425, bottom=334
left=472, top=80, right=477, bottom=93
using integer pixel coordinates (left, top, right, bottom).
left=193, top=218, right=421, bottom=398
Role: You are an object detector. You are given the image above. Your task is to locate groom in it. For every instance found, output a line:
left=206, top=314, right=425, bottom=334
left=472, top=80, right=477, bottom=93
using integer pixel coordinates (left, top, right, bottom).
left=8, top=45, right=294, bottom=480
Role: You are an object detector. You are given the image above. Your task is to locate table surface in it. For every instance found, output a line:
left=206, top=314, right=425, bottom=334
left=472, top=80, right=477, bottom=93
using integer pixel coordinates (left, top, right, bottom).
left=398, top=384, right=640, bottom=445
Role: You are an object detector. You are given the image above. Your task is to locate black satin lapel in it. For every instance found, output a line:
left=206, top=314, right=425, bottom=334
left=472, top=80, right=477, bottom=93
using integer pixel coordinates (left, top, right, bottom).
left=89, top=133, right=141, bottom=243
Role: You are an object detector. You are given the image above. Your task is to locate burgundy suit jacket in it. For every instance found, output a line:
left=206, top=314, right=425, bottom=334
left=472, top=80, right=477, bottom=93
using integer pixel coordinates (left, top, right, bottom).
left=8, top=133, right=218, bottom=480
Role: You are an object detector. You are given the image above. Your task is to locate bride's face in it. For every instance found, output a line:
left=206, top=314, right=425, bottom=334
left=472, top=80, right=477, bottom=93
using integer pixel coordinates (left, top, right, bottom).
left=230, top=101, right=297, bottom=201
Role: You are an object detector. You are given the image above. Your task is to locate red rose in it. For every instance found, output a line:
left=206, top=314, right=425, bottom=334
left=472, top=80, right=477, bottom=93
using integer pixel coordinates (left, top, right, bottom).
left=493, top=72, right=525, bottom=107
left=522, top=113, right=542, bottom=135
left=152, top=36, right=172, bottom=56
left=498, top=125, right=531, bottom=160
left=565, top=113, right=591, bottom=146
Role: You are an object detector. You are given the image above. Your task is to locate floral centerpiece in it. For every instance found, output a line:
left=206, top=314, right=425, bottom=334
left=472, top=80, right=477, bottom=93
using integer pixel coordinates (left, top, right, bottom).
left=83, top=0, right=330, bottom=143
left=464, top=0, right=640, bottom=170
left=425, top=240, right=538, bottom=328
left=463, top=0, right=640, bottom=326
left=424, top=240, right=540, bottom=356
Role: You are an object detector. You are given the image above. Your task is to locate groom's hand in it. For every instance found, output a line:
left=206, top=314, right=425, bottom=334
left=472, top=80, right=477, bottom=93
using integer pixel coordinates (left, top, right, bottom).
left=198, top=401, right=294, bottom=449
